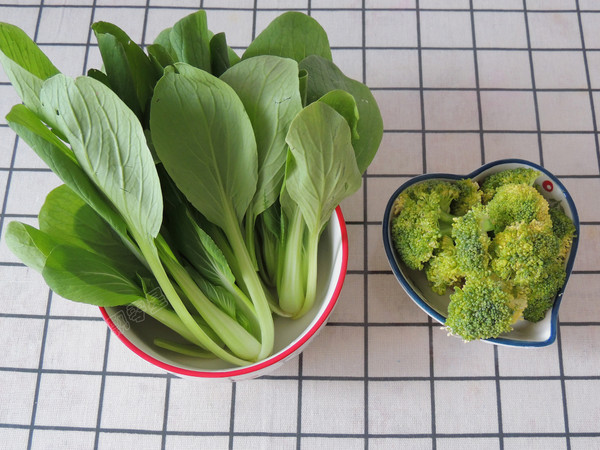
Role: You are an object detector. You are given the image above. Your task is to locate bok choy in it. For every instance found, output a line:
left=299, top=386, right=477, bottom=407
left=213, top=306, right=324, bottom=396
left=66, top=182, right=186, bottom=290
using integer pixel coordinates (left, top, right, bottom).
left=0, top=9, right=382, bottom=366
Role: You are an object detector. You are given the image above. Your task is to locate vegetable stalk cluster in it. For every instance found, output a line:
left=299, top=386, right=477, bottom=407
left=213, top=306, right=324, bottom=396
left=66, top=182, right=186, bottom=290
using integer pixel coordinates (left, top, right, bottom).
left=0, top=11, right=383, bottom=365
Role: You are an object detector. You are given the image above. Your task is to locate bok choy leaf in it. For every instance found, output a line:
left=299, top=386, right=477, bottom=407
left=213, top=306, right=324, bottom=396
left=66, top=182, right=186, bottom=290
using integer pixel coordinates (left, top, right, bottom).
left=37, top=72, right=254, bottom=366
left=0, top=22, right=60, bottom=121
left=150, top=62, right=275, bottom=359
left=242, top=11, right=332, bottom=63
left=220, top=55, right=303, bottom=265
left=278, top=101, right=362, bottom=317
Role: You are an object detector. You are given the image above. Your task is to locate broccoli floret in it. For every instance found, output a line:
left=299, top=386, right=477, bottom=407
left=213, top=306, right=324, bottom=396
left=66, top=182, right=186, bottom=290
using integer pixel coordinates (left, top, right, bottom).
left=481, top=168, right=540, bottom=203
left=549, top=202, right=576, bottom=261
left=425, top=235, right=464, bottom=295
left=391, top=180, right=460, bottom=270
left=522, top=296, right=555, bottom=323
left=486, top=184, right=551, bottom=233
left=451, top=204, right=494, bottom=277
left=491, top=220, right=560, bottom=286
left=452, top=178, right=482, bottom=216
left=487, top=211, right=569, bottom=323
left=521, top=261, right=567, bottom=322
left=445, top=277, right=527, bottom=341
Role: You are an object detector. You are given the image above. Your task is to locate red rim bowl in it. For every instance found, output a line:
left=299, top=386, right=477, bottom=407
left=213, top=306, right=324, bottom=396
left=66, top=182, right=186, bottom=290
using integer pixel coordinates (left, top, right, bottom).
left=100, top=206, right=348, bottom=380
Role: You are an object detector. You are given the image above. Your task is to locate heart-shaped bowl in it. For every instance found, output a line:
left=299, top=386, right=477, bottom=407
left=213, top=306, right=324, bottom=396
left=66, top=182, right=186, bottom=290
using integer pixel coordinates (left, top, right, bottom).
left=382, top=159, right=579, bottom=347
left=99, top=207, right=348, bottom=380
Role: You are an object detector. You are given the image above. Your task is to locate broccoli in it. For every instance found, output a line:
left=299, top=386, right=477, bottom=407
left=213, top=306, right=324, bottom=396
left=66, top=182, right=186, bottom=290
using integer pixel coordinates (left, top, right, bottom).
left=486, top=184, right=551, bottom=233
left=491, top=219, right=559, bottom=286
left=425, top=235, right=464, bottom=295
left=480, top=167, right=540, bottom=203
left=445, top=277, right=527, bottom=341
left=549, top=202, right=576, bottom=261
left=390, top=167, right=576, bottom=340
left=451, top=204, right=494, bottom=277
left=390, top=180, right=461, bottom=270
left=452, top=178, right=482, bottom=216
left=489, top=214, right=569, bottom=323
left=521, top=261, right=567, bottom=322
left=450, top=183, right=552, bottom=277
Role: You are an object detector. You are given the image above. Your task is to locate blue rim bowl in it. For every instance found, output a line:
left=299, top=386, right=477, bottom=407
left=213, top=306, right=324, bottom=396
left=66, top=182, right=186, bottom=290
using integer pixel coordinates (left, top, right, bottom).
left=382, top=159, right=579, bottom=347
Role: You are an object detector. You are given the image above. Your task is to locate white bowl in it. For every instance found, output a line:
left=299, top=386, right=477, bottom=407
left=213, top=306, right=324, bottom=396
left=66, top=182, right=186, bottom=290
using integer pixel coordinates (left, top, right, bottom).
left=382, top=159, right=579, bottom=347
left=100, top=207, right=348, bottom=380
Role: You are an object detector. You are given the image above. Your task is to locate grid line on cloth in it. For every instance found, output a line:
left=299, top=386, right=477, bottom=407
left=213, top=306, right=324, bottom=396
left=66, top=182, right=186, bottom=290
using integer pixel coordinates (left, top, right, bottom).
left=414, top=3, right=437, bottom=449
left=1, top=4, right=52, bottom=449
left=0, top=3, right=600, bottom=13
left=575, top=0, right=600, bottom=173
left=360, top=1, right=370, bottom=449
left=0, top=1, right=599, bottom=449
left=296, top=0, right=310, bottom=441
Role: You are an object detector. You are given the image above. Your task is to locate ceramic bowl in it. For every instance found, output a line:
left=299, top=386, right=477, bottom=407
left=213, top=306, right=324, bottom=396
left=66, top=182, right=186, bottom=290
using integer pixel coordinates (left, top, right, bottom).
left=382, top=159, right=579, bottom=347
left=100, top=207, right=348, bottom=380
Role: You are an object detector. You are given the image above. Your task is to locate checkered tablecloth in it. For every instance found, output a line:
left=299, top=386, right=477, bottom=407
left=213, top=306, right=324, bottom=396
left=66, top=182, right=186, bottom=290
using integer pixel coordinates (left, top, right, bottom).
left=1, top=1, right=600, bottom=449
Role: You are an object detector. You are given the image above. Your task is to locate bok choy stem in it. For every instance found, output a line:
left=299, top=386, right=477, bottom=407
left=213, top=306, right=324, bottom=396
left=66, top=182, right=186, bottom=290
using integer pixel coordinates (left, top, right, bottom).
left=133, top=231, right=251, bottom=366
left=221, top=204, right=275, bottom=360
left=294, top=228, right=321, bottom=319
left=244, top=213, right=259, bottom=270
left=153, top=338, right=215, bottom=358
left=131, top=298, right=213, bottom=350
left=277, top=207, right=307, bottom=316
left=156, top=236, right=261, bottom=361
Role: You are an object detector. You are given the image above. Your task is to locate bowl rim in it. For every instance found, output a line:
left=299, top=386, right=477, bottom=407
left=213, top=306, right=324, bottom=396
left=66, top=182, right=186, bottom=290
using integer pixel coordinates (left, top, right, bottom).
left=99, top=206, right=349, bottom=378
left=382, top=158, right=580, bottom=347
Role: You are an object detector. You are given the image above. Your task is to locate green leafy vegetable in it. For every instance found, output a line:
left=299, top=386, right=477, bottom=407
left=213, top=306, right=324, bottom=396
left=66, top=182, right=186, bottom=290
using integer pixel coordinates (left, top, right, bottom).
left=278, top=101, right=362, bottom=317
left=209, top=32, right=231, bottom=77
left=40, top=74, right=163, bottom=241
left=42, top=245, right=145, bottom=307
left=163, top=189, right=261, bottom=339
left=299, top=55, right=383, bottom=173
left=243, top=11, right=332, bottom=62
left=153, top=28, right=177, bottom=60
left=39, top=71, right=253, bottom=366
left=317, top=89, right=360, bottom=140
left=285, top=101, right=362, bottom=235
left=220, top=55, right=303, bottom=263
left=147, top=43, right=176, bottom=74
left=169, top=10, right=211, bottom=72
left=4, top=222, right=57, bottom=273
left=92, top=22, right=157, bottom=122
left=0, top=9, right=383, bottom=367
left=156, top=238, right=261, bottom=361
left=151, top=63, right=256, bottom=229
left=5, top=104, right=132, bottom=245
left=38, top=185, right=143, bottom=275
left=150, top=62, right=274, bottom=359
left=220, top=55, right=301, bottom=220
left=0, top=22, right=60, bottom=120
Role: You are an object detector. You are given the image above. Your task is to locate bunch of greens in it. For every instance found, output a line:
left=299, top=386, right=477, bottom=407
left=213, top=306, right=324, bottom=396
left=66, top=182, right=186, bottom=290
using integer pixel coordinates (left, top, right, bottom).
left=0, top=11, right=383, bottom=366
left=390, top=168, right=576, bottom=342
